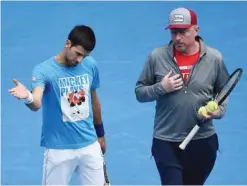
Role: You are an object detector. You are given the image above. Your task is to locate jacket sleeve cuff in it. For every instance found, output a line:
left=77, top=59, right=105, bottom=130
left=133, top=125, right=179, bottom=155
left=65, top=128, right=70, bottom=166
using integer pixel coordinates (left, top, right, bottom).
left=153, top=82, right=167, bottom=96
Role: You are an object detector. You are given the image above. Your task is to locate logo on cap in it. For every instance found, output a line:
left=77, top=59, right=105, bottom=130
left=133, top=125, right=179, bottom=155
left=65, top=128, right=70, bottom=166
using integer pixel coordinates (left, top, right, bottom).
left=172, top=14, right=184, bottom=23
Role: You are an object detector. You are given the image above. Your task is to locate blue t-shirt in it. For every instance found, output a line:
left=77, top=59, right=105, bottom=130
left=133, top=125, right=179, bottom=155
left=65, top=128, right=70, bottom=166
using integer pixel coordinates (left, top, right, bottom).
left=31, top=56, right=100, bottom=149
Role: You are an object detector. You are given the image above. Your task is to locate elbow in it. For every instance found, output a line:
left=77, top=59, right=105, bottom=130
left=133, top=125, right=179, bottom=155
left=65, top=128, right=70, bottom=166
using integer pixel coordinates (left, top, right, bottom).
left=135, top=83, right=157, bottom=103
left=135, top=88, right=147, bottom=103
left=33, top=103, right=42, bottom=111
left=27, top=103, right=41, bottom=112
left=135, top=94, right=145, bottom=103
left=32, top=106, right=41, bottom=111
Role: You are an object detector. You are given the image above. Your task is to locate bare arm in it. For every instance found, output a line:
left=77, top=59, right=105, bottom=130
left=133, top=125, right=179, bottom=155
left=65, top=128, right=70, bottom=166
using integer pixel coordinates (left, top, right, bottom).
left=91, top=89, right=103, bottom=124
left=91, top=89, right=106, bottom=153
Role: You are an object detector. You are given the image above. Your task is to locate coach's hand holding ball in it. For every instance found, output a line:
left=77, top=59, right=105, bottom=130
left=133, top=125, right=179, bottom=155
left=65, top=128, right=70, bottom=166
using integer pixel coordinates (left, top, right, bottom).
left=198, top=101, right=220, bottom=120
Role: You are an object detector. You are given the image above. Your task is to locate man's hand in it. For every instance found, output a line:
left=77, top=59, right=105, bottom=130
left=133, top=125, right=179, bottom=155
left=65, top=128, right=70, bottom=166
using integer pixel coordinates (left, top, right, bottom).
left=206, top=109, right=221, bottom=119
left=198, top=108, right=221, bottom=120
left=8, top=79, right=29, bottom=99
left=161, top=70, right=183, bottom=93
left=98, top=136, right=106, bottom=154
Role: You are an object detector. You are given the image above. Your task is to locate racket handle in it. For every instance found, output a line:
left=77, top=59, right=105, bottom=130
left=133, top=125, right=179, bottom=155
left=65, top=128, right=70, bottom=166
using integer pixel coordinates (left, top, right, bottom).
left=103, top=160, right=110, bottom=185
left=179, top=125, right=200, bottom=150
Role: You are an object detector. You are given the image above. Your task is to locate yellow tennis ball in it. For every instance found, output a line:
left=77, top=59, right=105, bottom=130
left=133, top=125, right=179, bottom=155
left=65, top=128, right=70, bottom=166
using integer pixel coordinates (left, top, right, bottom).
left=206, top=101, right=218, bottom=112
left=198, top=106, right=209, bottom=117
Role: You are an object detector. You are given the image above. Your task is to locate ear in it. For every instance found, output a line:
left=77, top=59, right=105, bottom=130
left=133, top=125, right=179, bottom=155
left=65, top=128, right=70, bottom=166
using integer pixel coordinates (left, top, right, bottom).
left=65, top=40, right=72, bottom=48
left=195, top=25, right=199, bottom=33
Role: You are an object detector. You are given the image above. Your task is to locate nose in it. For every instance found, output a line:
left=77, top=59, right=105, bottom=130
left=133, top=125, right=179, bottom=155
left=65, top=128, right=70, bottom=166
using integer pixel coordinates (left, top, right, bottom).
left=174, top=33, right=182, bottom=41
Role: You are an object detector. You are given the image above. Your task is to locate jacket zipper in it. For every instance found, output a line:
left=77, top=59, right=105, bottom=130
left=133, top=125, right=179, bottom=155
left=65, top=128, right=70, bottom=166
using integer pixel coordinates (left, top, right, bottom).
left=172, top=57, right=186, bottom=88
left=172, top=53, right=206, bottom=94
left=186, top=53, right=206, bottom=86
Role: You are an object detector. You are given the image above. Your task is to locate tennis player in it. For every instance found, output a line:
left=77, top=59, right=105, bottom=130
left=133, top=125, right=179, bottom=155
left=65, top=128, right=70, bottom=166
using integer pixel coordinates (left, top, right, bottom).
left=135, top=7, right=230, bottom=185
left=9, top=25, right=106, bottom=185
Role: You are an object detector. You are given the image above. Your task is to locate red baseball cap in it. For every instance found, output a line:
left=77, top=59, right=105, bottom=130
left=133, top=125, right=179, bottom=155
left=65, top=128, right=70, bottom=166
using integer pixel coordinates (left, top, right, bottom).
left=166, top=7, right=197, bottom=29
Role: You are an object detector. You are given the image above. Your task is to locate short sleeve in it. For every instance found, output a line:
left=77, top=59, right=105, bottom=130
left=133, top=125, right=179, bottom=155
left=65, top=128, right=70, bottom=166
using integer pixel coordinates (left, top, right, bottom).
left=31, top=65, right=46, bottom=90
left=91, top=64, right=100, bottom=90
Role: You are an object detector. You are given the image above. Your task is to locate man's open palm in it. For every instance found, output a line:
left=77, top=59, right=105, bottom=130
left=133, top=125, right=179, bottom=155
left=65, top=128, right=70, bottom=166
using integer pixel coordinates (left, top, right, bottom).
left=8, top=79, right=29, bottom=99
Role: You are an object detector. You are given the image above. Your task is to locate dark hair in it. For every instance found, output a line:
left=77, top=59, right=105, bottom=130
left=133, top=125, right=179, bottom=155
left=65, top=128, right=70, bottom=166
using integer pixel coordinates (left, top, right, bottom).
left=68, top=25, right=96, bottom=52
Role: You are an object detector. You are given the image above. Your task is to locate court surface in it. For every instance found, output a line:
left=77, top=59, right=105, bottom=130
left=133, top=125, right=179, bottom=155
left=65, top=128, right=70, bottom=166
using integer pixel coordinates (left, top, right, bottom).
left=2, top=1, right=247, bottom=185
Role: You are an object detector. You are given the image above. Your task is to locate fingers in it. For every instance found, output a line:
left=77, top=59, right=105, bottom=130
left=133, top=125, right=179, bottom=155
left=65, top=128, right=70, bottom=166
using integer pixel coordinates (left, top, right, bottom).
left=9, top=79, right=21, bottom=99
left=165, top=71, right=181, bottom=80
left=172, top=78, right=183, bottom=89
left=8, top=78, right=20, bottom=92
left=8, top=87, right=16, bottom=93
left=165, top=70, right=173, bottom=78
left=172, top=75, right=183, bottom=90
left=207, top=109, right=220, bottom=116
left=13, top=78, right=20, bottom=85
left=173, top=77, right=183, bottom=85
left=101, top=146, right=106, bottom=154
left=168, top=72, right=183, bottom=83
left=171, top=74, right=181, bottom=81
left=9, top=89, right=21, bottom=99
left=165, top=70, right=182, bottom=81
left=198, top=110, right=220, bottom=121
left=199, top=115, right=211, bottom=121
left=8, top=86, right=21, bottom=99
left=162, top=71, right=184, bottom=92
left=198, top=112, right=211, bottom=120
left=174, top=85, right=183, bottom=90
left=207, top=110, right=213, bottom=115
left=166, top=71, right=183, bottom=84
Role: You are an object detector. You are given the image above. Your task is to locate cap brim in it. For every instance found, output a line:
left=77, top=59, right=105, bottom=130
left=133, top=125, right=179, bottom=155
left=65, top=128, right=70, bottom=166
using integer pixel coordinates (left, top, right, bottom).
left=165, top=24, right=192, bottom=29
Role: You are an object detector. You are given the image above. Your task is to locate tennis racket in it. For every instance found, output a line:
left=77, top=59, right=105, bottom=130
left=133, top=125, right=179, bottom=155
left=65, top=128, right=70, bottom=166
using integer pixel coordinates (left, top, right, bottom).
left=179, top=68, right=243, bottom=150
left=103, top=156, right=110, bottom=185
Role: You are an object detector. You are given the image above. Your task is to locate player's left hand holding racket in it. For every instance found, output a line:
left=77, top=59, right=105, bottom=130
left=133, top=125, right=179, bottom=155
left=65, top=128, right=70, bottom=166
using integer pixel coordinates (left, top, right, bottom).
left=98, top=137, right=110, bottom=185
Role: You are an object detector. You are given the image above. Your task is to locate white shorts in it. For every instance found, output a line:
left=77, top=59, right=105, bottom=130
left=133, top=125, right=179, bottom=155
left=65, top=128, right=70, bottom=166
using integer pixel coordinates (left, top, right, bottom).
left=42, top=141, right=105, bottom=185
